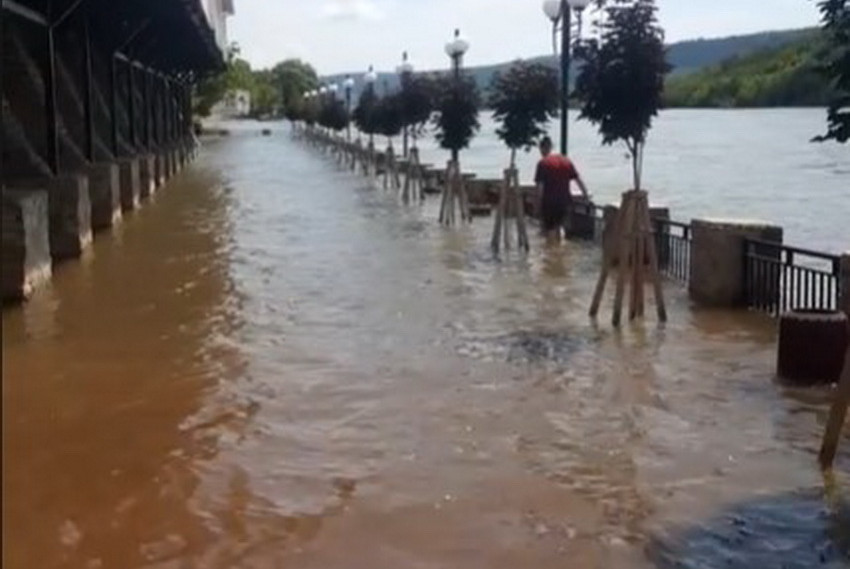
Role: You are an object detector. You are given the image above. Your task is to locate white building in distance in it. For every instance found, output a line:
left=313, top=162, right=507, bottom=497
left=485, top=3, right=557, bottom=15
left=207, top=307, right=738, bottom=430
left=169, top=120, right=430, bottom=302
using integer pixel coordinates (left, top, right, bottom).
left=201, top=0, right=235, bottom=53
left=211, top=89, right=252, bottom=119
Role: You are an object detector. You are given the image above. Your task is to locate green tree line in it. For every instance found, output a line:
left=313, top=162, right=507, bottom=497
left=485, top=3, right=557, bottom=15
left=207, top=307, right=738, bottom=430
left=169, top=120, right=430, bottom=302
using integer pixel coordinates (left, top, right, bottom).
left=194, top=44, right=319, bottom=118
left=662, top=31, right=837, bottom=108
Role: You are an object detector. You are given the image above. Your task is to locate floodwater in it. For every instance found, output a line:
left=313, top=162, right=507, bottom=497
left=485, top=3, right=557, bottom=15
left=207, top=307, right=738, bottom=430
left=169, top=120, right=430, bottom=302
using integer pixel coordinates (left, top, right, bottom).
left=3, top=110, right=849, bottom=569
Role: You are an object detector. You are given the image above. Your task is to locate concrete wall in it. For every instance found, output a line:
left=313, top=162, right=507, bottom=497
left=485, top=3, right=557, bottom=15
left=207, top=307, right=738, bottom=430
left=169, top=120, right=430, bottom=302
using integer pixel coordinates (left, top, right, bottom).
left=689, top=219, right=783, bottom=307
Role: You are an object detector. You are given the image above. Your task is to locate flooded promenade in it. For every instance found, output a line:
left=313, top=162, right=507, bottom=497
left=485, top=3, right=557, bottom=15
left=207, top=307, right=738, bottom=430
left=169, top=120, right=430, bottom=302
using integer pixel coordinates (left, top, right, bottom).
left=3, top=123, right=848, bottom=568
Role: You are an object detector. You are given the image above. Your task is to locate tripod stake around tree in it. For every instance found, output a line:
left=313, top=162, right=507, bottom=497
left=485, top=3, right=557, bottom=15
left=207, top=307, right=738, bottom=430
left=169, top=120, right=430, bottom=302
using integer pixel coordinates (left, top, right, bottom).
left=383, top=144, right=401, bottom=191
left=491, top=167, right=530, bottom=253
left=438, top=160, right=471, bottom=226
left=402, top=146, right=424, bottom=204
left=589, top=190, right=667, bottom=327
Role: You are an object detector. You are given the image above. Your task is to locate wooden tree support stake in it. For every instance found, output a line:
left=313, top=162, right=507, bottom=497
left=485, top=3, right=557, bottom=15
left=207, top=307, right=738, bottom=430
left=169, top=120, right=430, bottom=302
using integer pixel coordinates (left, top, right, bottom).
left=383, top=145, right=401, bottom=191
left=589, top=190, right=667, bottom=327
left=491, top=167, right=529, bottom=253
left=439, top=160, right=470, bottom=226
left=402, top=147, right=424, bottom=204
left=820, top=343, right=850, bottom=470
left=364, top=142, right=375, bottom=177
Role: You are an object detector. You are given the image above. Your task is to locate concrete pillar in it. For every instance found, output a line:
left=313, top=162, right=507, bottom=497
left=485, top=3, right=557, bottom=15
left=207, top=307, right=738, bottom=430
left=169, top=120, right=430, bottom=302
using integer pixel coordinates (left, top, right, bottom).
left=87, top=163, right=122, bottom=231
left=566, top=200, right=596, bottom=240
left=13, top=175, right=92, bottom=261
left=154, top=153, right=167, bottom=187
left=840, top=253, right=850, bottom=317
left=2, top=190, right=52, bottom=302
left=118, top=158, right=141, bottom=213
left=48, top=175, right=93, bottom=260
left=466, top=179, right=501, bottom=206
left=139, top=155, right=156, bottom=199
left=689, top=218, right=783, bottom=307
left=177, top=145, right=186, bottom=169
left=165, top=150, right=175, bottom=177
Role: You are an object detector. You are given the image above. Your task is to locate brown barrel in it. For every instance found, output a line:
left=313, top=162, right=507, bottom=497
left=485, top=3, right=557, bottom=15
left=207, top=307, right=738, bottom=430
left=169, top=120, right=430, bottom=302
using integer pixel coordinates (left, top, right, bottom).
left=777, top=309, right=849, bottom=385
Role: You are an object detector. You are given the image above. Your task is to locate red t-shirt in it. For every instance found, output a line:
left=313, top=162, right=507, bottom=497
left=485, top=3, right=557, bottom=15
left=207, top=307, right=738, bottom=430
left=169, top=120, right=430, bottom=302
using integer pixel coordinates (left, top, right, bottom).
left=534, top=154, right=578, bottom=202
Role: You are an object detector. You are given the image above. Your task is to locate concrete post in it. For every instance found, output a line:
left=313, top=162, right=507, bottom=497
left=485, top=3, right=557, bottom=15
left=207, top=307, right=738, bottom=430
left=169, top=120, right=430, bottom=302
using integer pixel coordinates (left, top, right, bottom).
left=139, top=155, right=156, bottom=199
left=87, top=163, right=122, bottom=231
left=566, top=200, right=596, bottom=240
left=154, top=153, right=167, bottom=187
left=118, top=158, right=141, bottom=212
left=2, top=190, right=51, bottom=302
left=840, top=253, right=850, bottom=317
left=14, top=175, right=92, bottom=261
left=689, top=218, right=783, bottom=307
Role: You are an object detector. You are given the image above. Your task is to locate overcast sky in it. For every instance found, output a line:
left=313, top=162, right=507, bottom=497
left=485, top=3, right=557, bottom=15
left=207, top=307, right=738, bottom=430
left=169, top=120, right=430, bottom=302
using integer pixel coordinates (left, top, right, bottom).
left=230, top=0, right=821, bottom=74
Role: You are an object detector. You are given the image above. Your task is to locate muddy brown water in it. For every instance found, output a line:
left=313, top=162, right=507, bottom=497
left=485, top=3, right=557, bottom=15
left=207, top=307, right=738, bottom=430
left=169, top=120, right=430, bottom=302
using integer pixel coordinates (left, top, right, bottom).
left=3, top=128, right=848, bottom=569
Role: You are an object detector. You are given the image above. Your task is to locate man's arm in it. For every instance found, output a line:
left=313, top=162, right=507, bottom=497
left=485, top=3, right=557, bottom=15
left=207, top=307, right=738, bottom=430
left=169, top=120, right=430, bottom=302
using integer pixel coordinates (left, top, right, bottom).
left=570, top=164, right=590, bottom=200
left=575, top=174, right=590, bottom=200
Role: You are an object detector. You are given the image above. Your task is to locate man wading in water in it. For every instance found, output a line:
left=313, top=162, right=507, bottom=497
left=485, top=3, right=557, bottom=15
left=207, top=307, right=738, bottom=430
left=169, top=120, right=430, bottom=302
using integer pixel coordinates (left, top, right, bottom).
left=534, top=136, right=590, bottom=244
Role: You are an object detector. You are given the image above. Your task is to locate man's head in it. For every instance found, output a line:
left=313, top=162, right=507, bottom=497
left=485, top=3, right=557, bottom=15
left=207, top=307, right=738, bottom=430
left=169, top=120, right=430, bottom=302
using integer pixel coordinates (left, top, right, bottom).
left=539, top=136, right=553, bottom=157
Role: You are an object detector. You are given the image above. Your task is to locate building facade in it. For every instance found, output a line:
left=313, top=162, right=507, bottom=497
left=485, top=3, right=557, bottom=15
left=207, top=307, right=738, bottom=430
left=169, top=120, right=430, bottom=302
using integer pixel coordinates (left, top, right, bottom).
left=201, top=0, right=236, bottom=53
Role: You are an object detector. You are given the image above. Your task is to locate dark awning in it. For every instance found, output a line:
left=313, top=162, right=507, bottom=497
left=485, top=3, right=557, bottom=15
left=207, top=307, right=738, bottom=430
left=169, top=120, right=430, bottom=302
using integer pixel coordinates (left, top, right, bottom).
left=4, top=0, right=225, bottom=75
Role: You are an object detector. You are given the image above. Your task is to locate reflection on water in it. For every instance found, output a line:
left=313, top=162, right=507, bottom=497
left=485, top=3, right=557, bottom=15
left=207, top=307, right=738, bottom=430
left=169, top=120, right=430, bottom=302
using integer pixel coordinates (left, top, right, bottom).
left=2, top=124, right=848, bottom=569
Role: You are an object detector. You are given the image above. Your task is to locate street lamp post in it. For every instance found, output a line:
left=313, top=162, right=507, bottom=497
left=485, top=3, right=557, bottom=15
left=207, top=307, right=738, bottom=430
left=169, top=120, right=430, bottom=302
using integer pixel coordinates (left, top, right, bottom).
left=397, top=51, right=415, bottom=158
left=543, top=0, right=591, bottom=156
left=364, top=65, right=378, bottom=148
left=344, top=75, right=355, bottom=142
left=444, top=29, right=470, bottom=164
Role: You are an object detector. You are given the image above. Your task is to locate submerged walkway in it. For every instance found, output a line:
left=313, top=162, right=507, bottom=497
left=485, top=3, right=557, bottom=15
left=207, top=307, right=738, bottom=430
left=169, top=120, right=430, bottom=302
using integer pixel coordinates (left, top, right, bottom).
left=2, top=126, right=847, bottom=569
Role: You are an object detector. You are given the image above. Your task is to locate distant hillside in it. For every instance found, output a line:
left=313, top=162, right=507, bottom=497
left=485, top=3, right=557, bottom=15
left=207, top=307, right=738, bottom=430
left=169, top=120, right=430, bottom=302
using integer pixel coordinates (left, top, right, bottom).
left=663, top=30, right=833, bottom=107
left=324, top=28, right=814, bottom=99
left=665, top=28, right=816, bottom=76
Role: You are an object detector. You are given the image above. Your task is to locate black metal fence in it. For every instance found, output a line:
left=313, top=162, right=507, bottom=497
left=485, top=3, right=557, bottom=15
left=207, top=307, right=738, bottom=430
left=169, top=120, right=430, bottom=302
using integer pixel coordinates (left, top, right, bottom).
left=654, top=219, right=691, bottom=283
left=744, top=238, right=841, bottom=316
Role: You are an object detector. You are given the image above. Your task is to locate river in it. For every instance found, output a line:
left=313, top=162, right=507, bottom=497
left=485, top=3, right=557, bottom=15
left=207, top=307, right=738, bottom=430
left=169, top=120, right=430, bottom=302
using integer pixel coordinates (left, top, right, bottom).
left=2, top=109, right=848, bottom=568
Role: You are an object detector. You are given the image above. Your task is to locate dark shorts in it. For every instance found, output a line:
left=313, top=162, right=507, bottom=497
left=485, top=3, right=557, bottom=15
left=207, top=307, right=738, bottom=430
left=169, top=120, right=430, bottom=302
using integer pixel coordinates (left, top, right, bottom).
left=541, top=195, right=570, bottom=232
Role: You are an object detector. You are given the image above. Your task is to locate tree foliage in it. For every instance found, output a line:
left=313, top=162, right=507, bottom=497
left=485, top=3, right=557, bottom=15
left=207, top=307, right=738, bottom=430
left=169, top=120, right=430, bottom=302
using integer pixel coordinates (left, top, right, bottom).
left=432, top=74, right=481, bottom=156
left=374, top=94, right=404, bottom=141
left=353, top=87, right=381, bottom=136
left=489, top=62, right=559, bottom=161
left=399, top=73, right=437, bottom=138
left=573, top=0, right=670, bottom=190
left=303, top=97, right=319, bottom=126
left=194, top=44, right=255, bottom=117
left=815, top=0, right=850, bottom=143
left=272, top=59, right=320, bottom=115
left=319, top=97, right=349, bottom=132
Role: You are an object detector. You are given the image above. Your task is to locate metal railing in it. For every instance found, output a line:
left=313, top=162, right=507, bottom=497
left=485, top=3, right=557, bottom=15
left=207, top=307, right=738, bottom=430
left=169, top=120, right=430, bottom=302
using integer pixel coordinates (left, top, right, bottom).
left=654, top=218, right=691, bottom=283
left=744, top=238, right=841, bottom=316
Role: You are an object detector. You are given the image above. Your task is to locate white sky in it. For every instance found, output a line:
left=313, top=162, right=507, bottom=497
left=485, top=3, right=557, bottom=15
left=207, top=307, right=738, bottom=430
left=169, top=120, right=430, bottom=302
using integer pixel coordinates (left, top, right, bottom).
left=230, top=0, right=822, bottom=74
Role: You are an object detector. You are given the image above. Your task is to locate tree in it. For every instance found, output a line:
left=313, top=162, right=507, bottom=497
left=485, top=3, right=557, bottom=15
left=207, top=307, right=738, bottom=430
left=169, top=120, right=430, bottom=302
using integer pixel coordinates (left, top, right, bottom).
left=194, top=43, right=256, bottom=117
left=374, top=94, right=404, bottom=146
left=432, top=74, right=481, bottom=162
left=489, top=62, right=559, bottom=166
left=319, top=97, right=349, bottom=133
left=815, top=0, right=849, bottom=143
left=252, top=81, right=280, bottom=117
left=399, top=73, right=437, bottom=144
left=353, top=87, right=381, bottom=141
left=303, top=97, right=319, bottom=127
left=573, top=0, right=670, bottom=190
left=272, top=59, right=320, bottom=115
